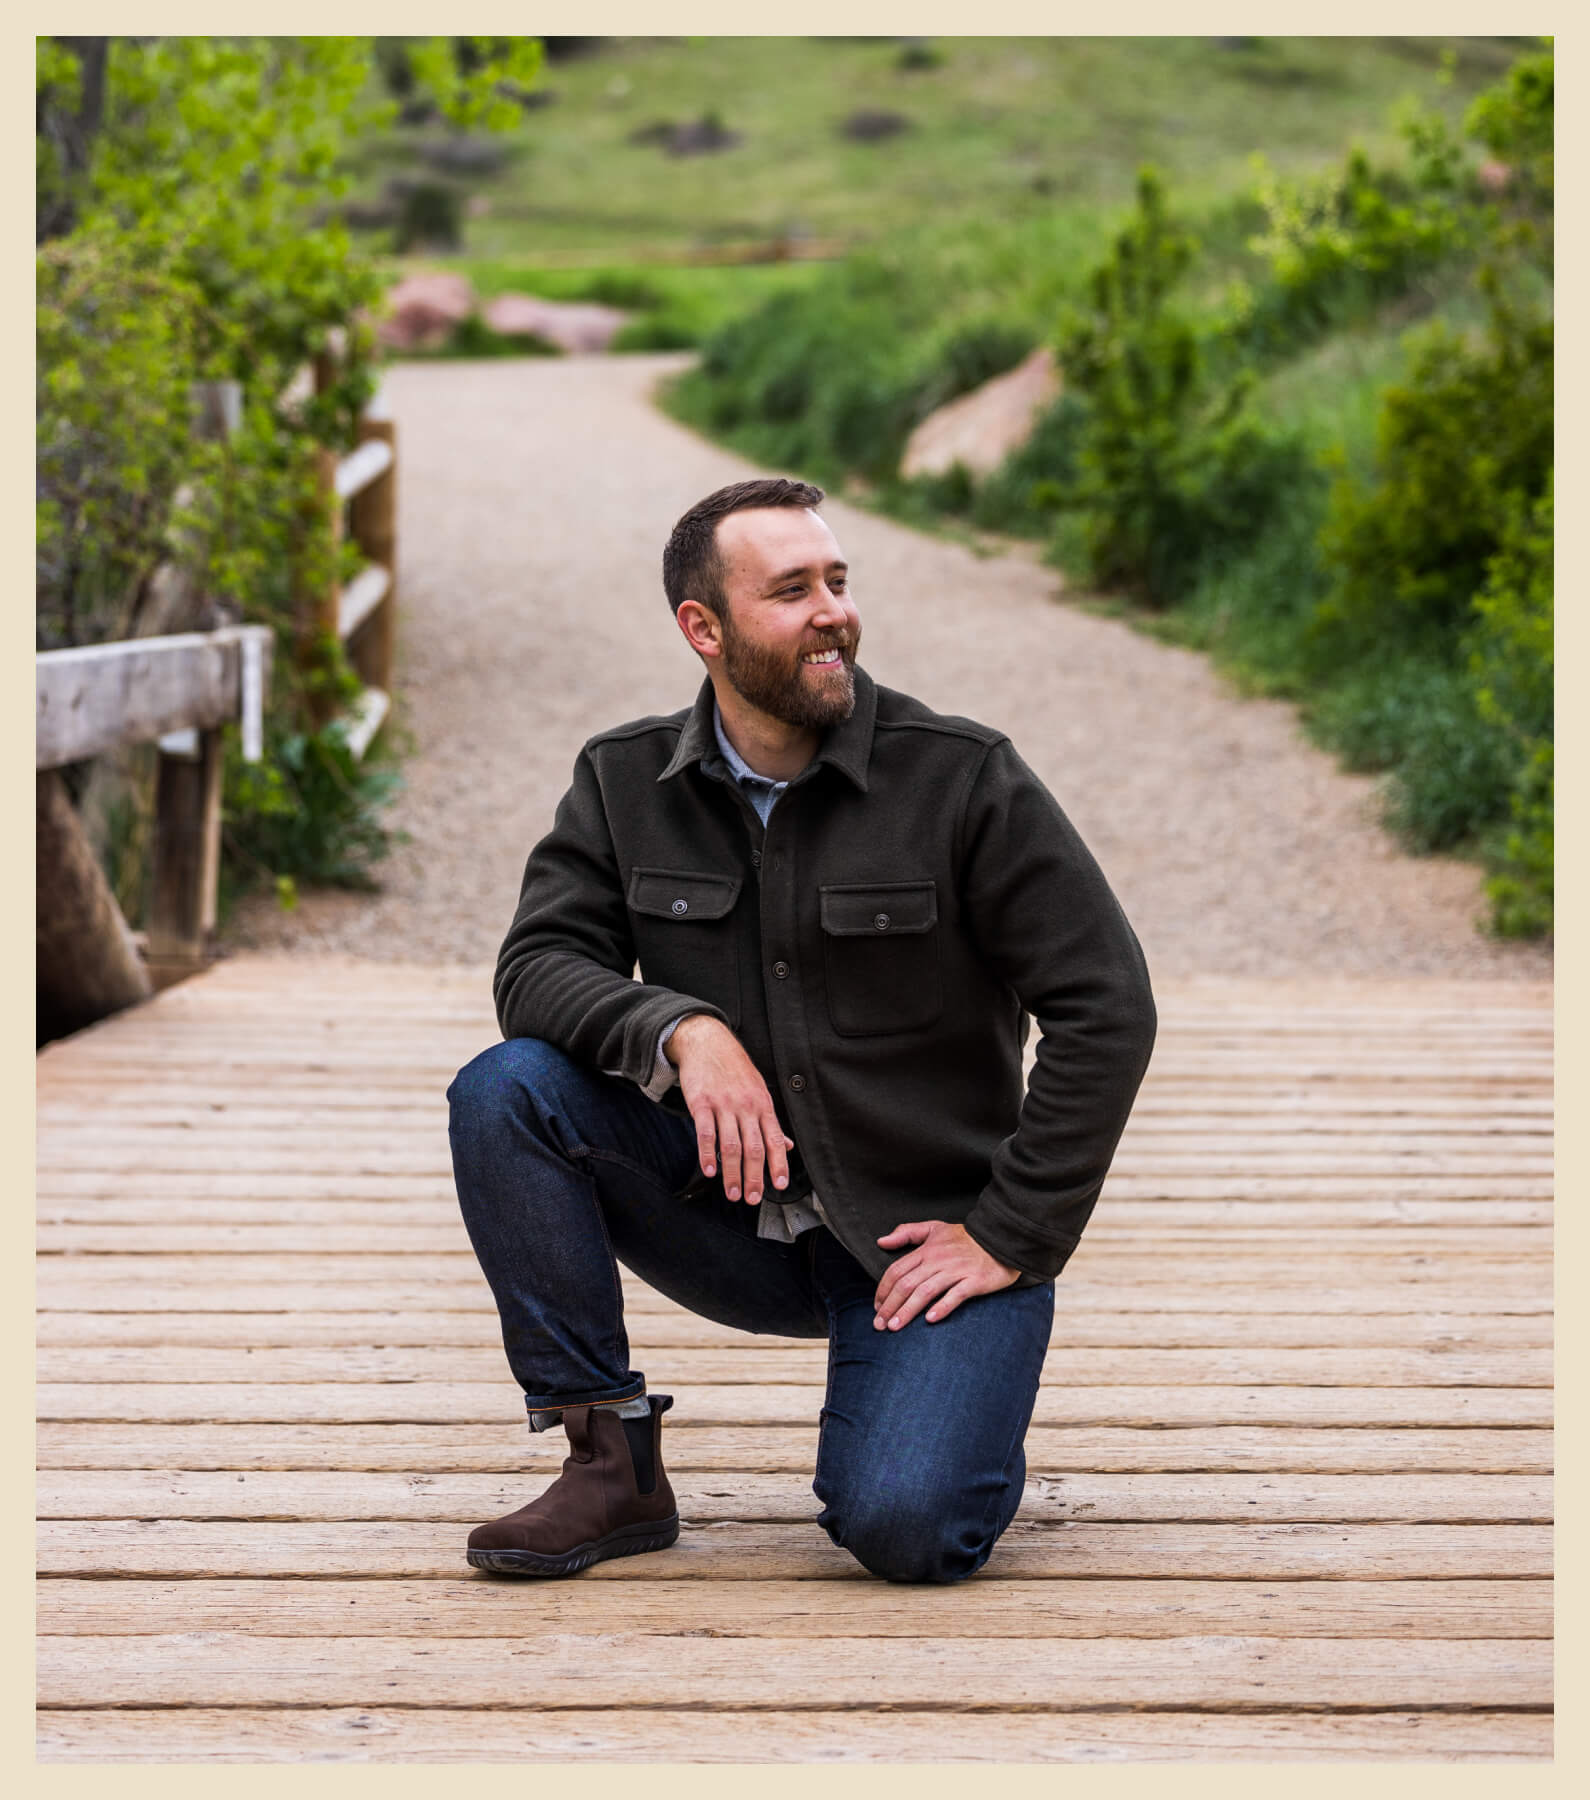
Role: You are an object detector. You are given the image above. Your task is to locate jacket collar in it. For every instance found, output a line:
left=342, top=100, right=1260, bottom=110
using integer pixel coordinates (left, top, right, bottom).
left=658, top=664, right=876, bottom=794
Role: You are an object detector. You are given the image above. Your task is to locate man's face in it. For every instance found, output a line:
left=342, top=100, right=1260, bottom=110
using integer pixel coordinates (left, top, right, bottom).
left=709, top=507, right=863, bottom=731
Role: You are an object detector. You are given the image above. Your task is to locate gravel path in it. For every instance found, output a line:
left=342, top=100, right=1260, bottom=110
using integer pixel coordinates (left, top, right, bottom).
left=225, top=353, right=1550, bottom=981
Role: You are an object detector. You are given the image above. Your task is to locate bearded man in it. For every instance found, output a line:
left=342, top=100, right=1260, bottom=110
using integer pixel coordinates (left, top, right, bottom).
left=447, top=476, right=1156, bottom=1582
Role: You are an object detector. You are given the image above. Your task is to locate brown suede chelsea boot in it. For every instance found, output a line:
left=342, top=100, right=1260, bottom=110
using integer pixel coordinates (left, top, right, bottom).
left=466, top=1393, right=679, bottom=1576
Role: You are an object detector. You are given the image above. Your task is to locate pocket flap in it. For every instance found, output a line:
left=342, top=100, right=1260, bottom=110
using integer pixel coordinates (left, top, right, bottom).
left=629, top=867, right=742, bottom=922
left=819, top=880, right=937, bottom=937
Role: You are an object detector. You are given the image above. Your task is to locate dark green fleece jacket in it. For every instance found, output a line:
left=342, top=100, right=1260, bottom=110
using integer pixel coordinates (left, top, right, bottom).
left=494, top=665, right=1157, bottom=1286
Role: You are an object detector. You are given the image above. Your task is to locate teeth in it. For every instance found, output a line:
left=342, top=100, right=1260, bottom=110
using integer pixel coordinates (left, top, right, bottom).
left=803, top=649, right=841, bottom=663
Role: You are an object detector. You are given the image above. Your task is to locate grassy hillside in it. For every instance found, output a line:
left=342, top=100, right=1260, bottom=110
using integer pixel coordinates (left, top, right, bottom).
left=346, top=35, right=1520, bottom=268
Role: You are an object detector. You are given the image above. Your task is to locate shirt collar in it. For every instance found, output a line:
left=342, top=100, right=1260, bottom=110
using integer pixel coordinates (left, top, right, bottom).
left=712, top=701, right=784, bottom=789
left=657, top=664, right=876, bottom=794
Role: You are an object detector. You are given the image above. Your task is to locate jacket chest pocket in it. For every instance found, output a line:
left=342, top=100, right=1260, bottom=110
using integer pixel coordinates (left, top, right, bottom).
left=819, top=880, right=942, bottom=1037
left=629, top=868, right=742, bottom=1031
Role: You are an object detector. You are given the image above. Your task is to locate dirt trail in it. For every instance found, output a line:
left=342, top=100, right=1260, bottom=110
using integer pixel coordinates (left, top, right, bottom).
left=226, top=353, right=1550, bottom=982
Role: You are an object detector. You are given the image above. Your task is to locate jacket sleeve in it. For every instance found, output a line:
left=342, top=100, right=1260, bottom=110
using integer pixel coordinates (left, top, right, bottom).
left=494, top=744, right=729, bottom=1083
left=955, top=737, right=1157, bottom=1283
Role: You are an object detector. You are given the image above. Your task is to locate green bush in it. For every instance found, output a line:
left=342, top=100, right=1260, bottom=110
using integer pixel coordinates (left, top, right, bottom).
left=220, top=715, right=407, bottom=913
left=1312, top=285, right=1552, bottom=662
left=1468, top=476, right=1553, bottom=934
left=1051, top=167, right=1310, bottom=606
left=1228, top=128, right=1474, bottom=362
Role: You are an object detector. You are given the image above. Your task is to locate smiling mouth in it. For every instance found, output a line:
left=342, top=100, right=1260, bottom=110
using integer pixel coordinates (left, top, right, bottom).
left=801, top=647, right=844, bottom=666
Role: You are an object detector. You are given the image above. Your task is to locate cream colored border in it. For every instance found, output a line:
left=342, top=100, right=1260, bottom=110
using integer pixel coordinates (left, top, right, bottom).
left=16, top=5, right=1575, bottom=1793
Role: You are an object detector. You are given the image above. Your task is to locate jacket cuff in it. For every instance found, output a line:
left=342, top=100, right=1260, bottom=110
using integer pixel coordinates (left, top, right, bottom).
left=962, top=1190, right=1088, bottom=1285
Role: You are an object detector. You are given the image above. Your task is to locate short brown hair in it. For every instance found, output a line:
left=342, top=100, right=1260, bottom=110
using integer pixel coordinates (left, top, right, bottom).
left=662, top=477, right=825, bottom=618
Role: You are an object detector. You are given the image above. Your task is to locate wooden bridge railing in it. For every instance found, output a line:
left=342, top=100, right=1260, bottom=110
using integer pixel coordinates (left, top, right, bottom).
left=36, top=374, right=399, bottom=1034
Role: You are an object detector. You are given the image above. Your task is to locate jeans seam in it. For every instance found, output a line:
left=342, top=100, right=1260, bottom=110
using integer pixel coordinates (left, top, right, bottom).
left=966, top=1295, right=1052, bottom=1564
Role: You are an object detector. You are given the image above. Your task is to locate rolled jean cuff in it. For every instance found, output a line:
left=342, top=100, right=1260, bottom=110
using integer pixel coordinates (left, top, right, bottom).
left=524, top=1375, right=646, bottom=1433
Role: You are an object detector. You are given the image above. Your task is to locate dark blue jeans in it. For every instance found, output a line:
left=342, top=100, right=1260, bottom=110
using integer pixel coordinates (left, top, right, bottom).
left=447, top=1036, right=1055, bottom=1583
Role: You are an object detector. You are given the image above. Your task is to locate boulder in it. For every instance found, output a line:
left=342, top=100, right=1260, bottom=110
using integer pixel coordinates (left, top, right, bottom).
left=900, top=346, right=1061, bottom=482
left=378, top=271, right=478, bottom=352
left=482, top=293, right=630, bottom=354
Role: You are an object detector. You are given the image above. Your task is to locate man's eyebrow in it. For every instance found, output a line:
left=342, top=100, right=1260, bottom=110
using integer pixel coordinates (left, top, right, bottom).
left=765, top=560, right=849, bottom=587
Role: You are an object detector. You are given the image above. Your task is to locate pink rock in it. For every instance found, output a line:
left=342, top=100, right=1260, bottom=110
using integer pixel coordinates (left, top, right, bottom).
left=1477, top=159, right=1512, bottom=194
left=482, top=293, right=631, bottom=354
left=900, top=346, right=1061, bottom=481
left=377, top=271, right=479, bottom=351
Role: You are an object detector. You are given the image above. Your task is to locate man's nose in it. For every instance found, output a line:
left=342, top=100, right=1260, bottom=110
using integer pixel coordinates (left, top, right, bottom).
left=812, top=585, right=853, bottom=625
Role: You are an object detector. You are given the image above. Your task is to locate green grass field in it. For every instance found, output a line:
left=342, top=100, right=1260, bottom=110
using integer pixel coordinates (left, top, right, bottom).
left=349, top=35, right=1521, bottom=273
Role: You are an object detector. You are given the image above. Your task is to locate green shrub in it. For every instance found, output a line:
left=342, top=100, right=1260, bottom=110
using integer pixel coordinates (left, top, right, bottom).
left=610, top=311, right=701, bottom=351
left=1468, top=476, right=1553, bottom=934
left=1311, top=286, right=1552, bottom=662
left=1228, top=127, right=1474, bottom=361
left=1311, top=659, right=1516, bottom=852
left=1051, top=167, right=1309, bottom=606
left=394, top=179, right=462, bottom=251
left=220, top=716, right=407, bottom=914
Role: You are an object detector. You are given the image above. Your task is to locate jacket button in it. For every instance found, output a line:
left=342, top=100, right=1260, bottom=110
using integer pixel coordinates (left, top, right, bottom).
left=671, top=899, right=689, bottom=915
left=773, top=961, right=790, bottom=979
left=788, top=1073, right=806, bottom=1093
left=751, top=851, right=762, bottom=867
left=873, top=912, right=890, bottom=930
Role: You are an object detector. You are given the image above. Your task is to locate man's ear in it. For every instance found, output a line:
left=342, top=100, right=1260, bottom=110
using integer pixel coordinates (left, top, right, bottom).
left=676, top=600, right=724, bottom=661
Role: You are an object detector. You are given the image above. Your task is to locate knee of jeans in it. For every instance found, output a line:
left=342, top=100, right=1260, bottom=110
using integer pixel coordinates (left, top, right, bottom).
left=447, top=1037, right=572, bottom=1138
left=818, top=1481, right=989, bottom=1585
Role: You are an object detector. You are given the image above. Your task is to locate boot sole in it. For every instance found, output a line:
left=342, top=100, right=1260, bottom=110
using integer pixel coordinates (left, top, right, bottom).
left=466, top=1513, right=680, bottom=1577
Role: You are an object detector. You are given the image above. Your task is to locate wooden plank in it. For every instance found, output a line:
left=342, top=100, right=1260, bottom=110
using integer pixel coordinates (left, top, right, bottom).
left=34, top=1632, right=1553, bottom=1709
left=36, top=1382, right=1554, bottom=1428
left=35, top=627, right=272, bottom=769
left=34, top=1421, right=1557, bottom=1475
left=30, top=1201, right=1558, bottom=1237
left=34, top=1343, right=1554, bottom=1389
left=332, top=436, right=393, bottom=502
left=34, top=1307, right=1554, bottom=1349
left=34, top=1129, right=1556, bottom=1163
left=35, top=1469, right=1552, bottom=1524
left=338, top=685, right=389, bottom=761
left=37, top=1576, right=1553, bottom=1640
left=334, top=563, right=390, bottom=642
left=36, top=1518, right=1553, bottom=1580
left=33, top=1706, right=1555, bottom=1763
left=33, top=1276, right=1553, bottom=1316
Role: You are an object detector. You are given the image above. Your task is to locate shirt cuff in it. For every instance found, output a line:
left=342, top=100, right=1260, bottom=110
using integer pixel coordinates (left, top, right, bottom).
left=637, top=1015, right=688, bottom=1102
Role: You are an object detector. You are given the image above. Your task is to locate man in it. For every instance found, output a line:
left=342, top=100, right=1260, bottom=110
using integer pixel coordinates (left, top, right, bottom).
left=447, top=476, right=1156, bottom=1583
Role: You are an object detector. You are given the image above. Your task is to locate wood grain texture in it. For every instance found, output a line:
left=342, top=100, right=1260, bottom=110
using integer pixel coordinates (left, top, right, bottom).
left=34, top=1708, right=1555, bottom=1763
left=34, top=960, right=1553, bottom=1761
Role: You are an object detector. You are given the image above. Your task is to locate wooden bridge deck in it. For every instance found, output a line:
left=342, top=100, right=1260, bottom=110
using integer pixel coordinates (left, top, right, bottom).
left=36, top=957, right=1553, bottom=1761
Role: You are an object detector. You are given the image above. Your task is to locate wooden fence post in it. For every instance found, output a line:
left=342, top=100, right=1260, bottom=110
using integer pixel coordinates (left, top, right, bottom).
left=294, top=445, right=342, bottom=729
left=146, top=726, right=224, bottom=973
left=348, top=389, right=397, bottom=695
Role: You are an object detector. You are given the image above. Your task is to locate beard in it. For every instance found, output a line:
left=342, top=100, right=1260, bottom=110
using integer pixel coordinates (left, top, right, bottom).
left=717, top=610, right=860, bottom=731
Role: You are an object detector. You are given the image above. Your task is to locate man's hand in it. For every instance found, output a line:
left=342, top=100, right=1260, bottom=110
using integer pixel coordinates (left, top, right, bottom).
left=667, top=1015, right=793, bottom=1206
left=873, top=1220, right=1020, bottom=1330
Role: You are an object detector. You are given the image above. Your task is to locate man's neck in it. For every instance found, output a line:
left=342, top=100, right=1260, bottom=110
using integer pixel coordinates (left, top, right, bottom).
left=711, top=683, right=819, bottom=783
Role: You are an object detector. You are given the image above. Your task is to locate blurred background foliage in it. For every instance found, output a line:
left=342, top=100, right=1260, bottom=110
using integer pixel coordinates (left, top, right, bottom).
left=38, top=35, right=1552, bottom=938
left=35, top=35, right=536, bottom=916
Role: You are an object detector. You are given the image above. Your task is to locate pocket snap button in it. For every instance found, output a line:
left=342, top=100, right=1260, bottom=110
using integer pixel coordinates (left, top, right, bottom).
left=671, top=899, right=689, bottom=915
left=873, top=912, right=891, bottom=930
left=773, top=961, right=790, bottom=979
left=788, top=1073, right=807, bottom=1093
